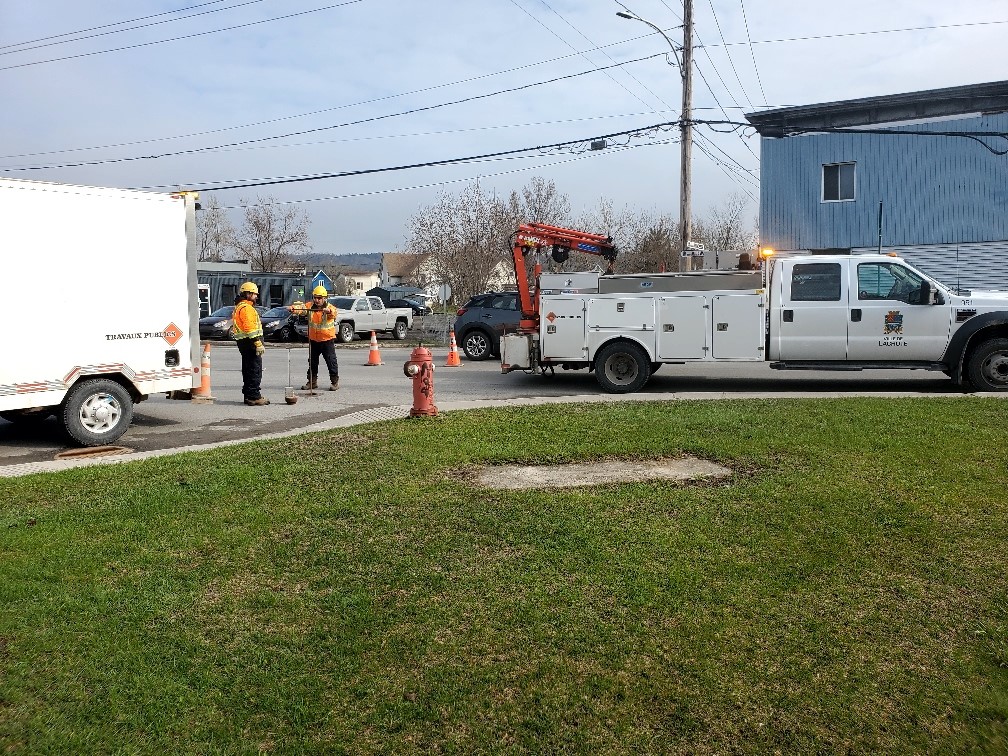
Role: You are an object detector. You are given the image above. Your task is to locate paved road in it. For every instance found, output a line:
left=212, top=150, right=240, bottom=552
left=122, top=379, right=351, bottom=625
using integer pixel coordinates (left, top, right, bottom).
left=0, top=339, right=974, bottom=475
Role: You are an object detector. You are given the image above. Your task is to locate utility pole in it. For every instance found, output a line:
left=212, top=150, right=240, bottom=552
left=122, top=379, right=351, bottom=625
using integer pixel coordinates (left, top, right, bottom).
left=680, top=0, right=694, bottom=270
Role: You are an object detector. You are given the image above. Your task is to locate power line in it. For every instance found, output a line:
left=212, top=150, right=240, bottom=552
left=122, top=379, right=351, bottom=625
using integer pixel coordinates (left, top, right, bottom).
left=0, top=0, right=265, bottom=57
left=706, top=0, right=755, bottom=110
left=0, top=0, right=368, bottom=72
left=737, top=0, right=767, bottom=104
left=1, top=53, right=668, bottom=171
left=0, top=33, right=664, bottom=161
left=0, top=0, right=233, bottom=51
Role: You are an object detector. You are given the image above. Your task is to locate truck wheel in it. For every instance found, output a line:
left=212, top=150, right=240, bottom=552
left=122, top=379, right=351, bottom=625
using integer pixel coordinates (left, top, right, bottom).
left=967, top=338, right=1008, bottom=391
left=61, top=378, right=133, bottom=446
left=595, top=341, right=651, bottom=393
left=462, top=330, right=491, bottom=360
left=338, top=322, right=355, bottom=343
left=392, top=320, right=408, bottom=340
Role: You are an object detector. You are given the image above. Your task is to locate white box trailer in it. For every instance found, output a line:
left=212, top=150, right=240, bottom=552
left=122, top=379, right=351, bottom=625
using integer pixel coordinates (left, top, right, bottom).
left=0, top=179, right=201, bottom=445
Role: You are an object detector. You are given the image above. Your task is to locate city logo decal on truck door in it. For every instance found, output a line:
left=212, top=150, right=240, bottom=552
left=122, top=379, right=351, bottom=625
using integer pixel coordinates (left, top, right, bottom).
left=104, top=322, right=182, bottom=346
left=879, top=310, right=908, bottom=348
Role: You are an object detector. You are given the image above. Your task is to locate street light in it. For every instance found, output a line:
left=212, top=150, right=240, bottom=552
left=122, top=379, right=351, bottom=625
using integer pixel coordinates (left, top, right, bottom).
left=617, top=5, right=695, bottom=269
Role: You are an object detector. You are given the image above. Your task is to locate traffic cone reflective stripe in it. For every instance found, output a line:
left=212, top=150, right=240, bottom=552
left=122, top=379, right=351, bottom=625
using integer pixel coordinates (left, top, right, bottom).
left=192, top=342, right=215, bottom=402
left=366, top=331, right=383, bottom=365
left=445, top=330, right=462, bottom=367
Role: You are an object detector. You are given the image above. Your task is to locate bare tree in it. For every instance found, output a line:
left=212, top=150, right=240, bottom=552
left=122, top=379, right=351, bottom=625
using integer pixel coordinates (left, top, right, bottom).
left=195, top=194, right=235, bottom=262
left=694, top=194, right=757, bottom=268
left=404, top=181, right=512, bottom=304
left=506, top=176, right=571, bottom=227
left=232, top=196, right=312, bottom=272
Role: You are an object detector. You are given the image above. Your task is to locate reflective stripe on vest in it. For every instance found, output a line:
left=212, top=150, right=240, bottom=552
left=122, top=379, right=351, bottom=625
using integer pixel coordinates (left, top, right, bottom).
left=305, top=304, right=336, bottom=341
left=232, top=300, right=263, bottom=340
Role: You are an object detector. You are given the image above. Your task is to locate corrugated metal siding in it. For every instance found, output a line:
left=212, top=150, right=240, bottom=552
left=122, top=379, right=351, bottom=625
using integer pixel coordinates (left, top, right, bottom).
left=852, top=241, right=1008, bottom=292
left=759, top=112, right=1008, bottom=251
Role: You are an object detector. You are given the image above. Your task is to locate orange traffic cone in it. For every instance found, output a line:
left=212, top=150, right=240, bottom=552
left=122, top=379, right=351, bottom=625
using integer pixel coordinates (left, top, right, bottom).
left=191, top=342, right=215, bottom=403
left=365, top=331, right=383, bottom=365
left=445, top=330, right=462, bottom=367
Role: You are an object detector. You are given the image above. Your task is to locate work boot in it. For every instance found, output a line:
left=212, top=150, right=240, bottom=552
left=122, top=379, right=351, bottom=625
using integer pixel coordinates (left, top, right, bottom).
left=245, top=397, right=270, bottom=406
left=329, top=379, right=339, bottom=391
left=301, top=380, right=317, bottom=390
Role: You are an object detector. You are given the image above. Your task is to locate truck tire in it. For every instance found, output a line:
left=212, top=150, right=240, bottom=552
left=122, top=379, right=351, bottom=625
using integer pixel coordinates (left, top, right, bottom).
left=392, top=320, right=408, bottom=340
left=595, top=341, right=651, bottom=394
left=462, top=330, right=491, bottom=360
left=338, top=321, right=355, bottom=343
left=61, top=378, right=133, bottom=446
left=967, top=338, right=1008, bottom=391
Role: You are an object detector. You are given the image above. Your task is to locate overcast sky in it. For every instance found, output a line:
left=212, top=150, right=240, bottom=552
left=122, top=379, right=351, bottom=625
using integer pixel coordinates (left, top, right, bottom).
left=2, top=0, right=1006, bottom=253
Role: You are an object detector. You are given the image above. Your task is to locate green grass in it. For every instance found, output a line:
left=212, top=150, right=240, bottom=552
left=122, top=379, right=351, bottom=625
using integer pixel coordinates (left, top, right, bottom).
left=1, top=398, right=1006, bottom=754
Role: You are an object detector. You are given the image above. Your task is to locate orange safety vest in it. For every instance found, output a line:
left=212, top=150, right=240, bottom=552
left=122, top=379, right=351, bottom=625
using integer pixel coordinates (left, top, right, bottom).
left=294, top=301, right=338, bottom=341
left=232, top=300, right=263, bottom=340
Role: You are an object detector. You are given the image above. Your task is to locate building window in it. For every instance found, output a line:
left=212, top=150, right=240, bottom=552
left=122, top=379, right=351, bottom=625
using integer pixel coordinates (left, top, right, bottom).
left=790, top=263, right=841, bottom=301
left=822, top=162, right=855, bottom=202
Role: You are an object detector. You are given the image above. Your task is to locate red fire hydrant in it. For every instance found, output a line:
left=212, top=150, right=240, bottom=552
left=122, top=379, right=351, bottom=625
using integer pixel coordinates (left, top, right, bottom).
left=404, top=345, right=438, bottom=417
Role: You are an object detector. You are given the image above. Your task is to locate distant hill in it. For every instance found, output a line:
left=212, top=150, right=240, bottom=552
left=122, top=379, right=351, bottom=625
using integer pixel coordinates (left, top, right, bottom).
left=294, top=252, right=382, bottom=272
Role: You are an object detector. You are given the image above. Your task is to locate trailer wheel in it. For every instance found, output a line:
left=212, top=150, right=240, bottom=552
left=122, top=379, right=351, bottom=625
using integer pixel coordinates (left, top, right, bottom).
left=338, top=321, right=355, bottom=343
left=392, top=320, right=408, bottom=340
left=61, top=379, right=133, bottom=446
left=595, top=341, right=651, bottom=393
left=967, top=338, right=1008, bottom=391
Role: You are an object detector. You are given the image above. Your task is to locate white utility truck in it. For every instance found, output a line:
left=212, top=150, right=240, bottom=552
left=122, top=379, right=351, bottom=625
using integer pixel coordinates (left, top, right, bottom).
left=501, top=223, right=1008, bottom=393
left=0, top=179, right=202, bottom=444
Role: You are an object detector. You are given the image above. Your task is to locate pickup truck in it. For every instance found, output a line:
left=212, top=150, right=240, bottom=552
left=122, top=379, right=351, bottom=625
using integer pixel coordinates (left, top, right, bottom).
left=502, top=253, right=1008, bottom=393
left=295, top=296, right=412, bottom=342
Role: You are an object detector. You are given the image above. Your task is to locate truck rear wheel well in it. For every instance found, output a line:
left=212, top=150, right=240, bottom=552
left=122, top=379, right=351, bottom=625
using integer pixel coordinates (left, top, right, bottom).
left=69, top=373, right=142, bottom=403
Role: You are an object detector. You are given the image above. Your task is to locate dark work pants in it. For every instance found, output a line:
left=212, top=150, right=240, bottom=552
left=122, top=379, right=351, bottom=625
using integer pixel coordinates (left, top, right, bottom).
left=237, top=338, right=263, bottom=400
left=307, top=339, right=339, bottom=384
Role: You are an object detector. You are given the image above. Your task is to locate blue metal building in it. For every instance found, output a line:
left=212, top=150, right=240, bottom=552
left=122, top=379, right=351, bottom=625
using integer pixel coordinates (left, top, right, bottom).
left=746, top=81, right=1008, bottom=290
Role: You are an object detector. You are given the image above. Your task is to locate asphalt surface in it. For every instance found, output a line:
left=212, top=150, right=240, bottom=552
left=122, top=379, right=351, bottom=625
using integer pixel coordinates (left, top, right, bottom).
left=0, top=338, right=994, bottom=478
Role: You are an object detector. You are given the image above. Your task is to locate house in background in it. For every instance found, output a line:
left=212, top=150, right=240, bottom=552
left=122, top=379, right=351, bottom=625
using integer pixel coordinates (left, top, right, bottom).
left=746, top=80, right=1008, bottom=290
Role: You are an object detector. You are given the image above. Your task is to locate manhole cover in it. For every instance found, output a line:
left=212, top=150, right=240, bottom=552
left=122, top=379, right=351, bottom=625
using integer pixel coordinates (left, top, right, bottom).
left=55, top=445, right=132, bottom=460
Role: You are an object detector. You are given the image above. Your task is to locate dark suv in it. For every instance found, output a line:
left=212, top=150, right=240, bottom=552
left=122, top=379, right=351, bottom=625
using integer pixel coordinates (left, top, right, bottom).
left=454, top=291, right=520, bottom=360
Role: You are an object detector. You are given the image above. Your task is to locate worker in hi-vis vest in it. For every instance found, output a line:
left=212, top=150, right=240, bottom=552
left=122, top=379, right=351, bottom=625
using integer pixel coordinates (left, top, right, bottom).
left=289, top=285, right=340, bottom=391
left=232, top=281, right=269, bottom=406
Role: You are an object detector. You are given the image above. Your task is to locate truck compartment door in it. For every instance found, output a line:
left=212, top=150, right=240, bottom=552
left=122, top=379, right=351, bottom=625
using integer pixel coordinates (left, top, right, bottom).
left=657, top=295, right=707, bottom=360
left=711, top=294, right=763, bottom=359
left=540, top=296, right=587, bottom=361
left=586, top=296, right=656, bottom=359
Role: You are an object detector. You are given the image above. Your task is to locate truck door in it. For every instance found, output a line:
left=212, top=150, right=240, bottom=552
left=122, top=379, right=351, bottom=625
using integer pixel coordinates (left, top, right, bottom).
left=368, top=297, right=387, bottom=330
left=775, top=260, right=848, bottom=360
left=847, top=261, right=950, bottom=360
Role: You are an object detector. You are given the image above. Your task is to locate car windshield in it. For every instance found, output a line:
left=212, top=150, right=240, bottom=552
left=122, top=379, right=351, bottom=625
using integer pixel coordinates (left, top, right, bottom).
left=262, top=306, right=290, bottom=317
left=209, top=306, right=234, bottom=317
left=329, top=297, right=356, bottom=309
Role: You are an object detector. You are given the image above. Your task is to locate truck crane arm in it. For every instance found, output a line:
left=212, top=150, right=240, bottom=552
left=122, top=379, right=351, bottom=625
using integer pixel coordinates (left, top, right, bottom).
left=511, top=222, right=617, bottom=332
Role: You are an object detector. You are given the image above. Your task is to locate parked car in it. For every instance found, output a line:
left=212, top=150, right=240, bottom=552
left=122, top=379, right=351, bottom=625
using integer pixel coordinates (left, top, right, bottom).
left=390, top=298, right=432, bottom=316
left=198, top=305, right=265, bottom=341
left=260, top=305, right=303, bottom=342
left=454, top=291, right=520, bottom=360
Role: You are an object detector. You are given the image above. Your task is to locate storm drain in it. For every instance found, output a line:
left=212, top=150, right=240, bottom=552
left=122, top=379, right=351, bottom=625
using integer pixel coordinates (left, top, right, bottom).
left=55, top=446, right=133, bottom=460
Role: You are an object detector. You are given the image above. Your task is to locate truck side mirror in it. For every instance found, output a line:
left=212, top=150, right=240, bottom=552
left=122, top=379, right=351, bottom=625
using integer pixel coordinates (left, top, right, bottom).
left=922, top=282, right=944, bottom=305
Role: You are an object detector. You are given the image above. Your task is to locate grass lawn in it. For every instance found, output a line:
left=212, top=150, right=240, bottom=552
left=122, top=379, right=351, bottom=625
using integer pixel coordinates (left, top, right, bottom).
left=1, top=398, right=1006, bottom=754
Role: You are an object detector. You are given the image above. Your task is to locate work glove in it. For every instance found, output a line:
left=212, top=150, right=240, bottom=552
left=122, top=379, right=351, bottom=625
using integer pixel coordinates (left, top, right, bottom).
left=254, top=340, right=265, bottom=356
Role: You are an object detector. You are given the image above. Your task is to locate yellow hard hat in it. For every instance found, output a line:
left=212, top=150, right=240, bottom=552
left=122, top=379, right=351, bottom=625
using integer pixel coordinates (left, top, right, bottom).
left=240, top=281, right=259, bottom=294
left=312, top=285, right=328, bottom=297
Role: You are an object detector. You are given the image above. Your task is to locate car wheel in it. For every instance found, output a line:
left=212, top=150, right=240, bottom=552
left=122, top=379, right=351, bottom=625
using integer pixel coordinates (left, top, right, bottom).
left=338, top=321, right=355, bottom=343
left=594, top=340, right=651, bottom=394
left=61, top=378, right=133, bottom=446
left=967, top=338, right=1008, bottom=391
left=462, top=330, right=491, bottom=360
left=392, top=320, right=408, bottom=340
